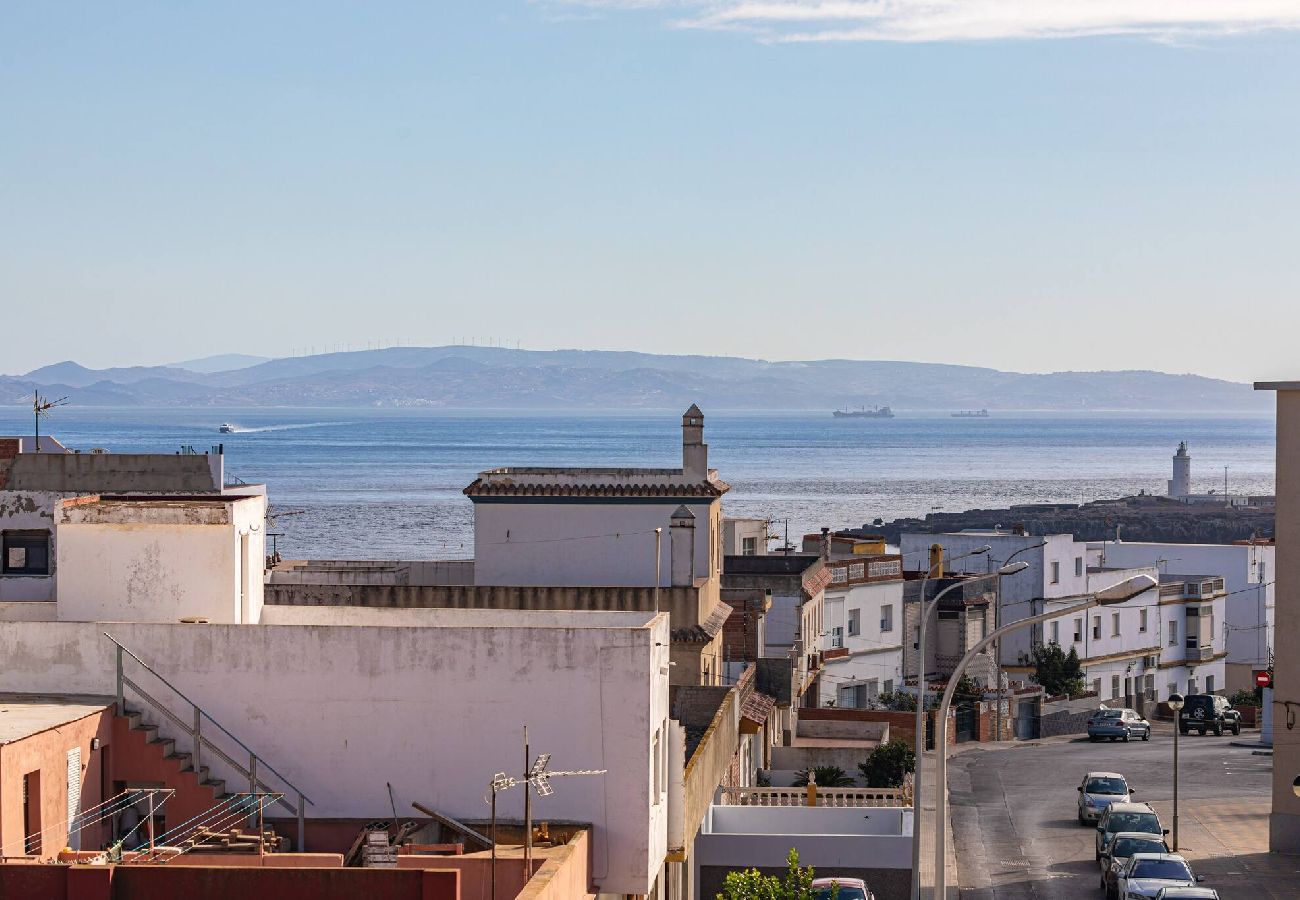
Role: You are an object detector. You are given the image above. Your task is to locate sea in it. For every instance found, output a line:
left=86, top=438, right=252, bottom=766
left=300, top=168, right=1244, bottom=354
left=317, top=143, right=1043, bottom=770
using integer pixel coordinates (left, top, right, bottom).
left=0, top=408, right=1276, bottom=560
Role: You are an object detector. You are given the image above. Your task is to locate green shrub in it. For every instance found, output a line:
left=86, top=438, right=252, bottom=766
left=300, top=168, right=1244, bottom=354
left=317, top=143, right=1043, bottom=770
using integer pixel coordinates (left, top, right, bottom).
left=859, top=739, right=916, bottom=788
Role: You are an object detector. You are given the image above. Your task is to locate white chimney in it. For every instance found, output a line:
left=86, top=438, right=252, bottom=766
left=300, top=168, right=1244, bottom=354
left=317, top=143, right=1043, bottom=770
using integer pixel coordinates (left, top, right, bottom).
left=670, top=505, right=696, bottom=587
left=682, top=405, right=707, bottom=480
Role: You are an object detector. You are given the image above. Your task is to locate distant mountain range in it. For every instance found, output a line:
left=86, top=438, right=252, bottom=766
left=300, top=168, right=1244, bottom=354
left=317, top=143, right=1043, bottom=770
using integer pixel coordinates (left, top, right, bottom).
left=0, top=347, right=1272, bottom=411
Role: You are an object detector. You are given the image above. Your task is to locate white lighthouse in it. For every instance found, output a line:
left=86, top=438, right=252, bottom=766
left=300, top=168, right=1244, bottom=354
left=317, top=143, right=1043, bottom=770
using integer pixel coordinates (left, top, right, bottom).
left=1168, top=441, right=1192, bottom=498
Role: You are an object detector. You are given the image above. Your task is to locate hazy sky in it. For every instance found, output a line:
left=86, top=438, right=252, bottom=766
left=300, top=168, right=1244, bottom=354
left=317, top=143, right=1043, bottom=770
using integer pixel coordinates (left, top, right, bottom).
left=4, top=2, right=1299, bottom=381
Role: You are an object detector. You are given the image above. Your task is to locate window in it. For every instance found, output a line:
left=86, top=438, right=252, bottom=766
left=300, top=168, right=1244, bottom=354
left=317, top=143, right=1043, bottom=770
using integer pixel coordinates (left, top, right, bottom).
left=880, top=604, right=894, bottom=633
left=883, top=679, right=894, bottom=694
left=865, top=679, right=880, bottom=702
left=830, top=626, right=844, bottom=649
left=912, top=626, right=920, bottom=651
left=1093, top=678, right=1102, bottom=696
left=742, top=536, right=757, bottom=556
left=1092, top=616, right=1101, bottom=641
left=847, top=608, right=860, bottom=637
left=1111, top=675, right=1120, bottom=699
left=1073, top=618, right=1083, bottom=643
left=1139, top=609, right=1148, bottom=633
left=1075, top=557, right=1084, bottom=577
left=1187, top=677, right=1199, bottom=695
left=1206, top=675, right=1215, bottom=694
left=1111, top=612, right=1121, bottom=638
left=1186, top=632, right=1198, bottom=650
left=22, top=771, right=41, bottom=855
left=1050, top=561, right=1060, bottom=584
left=1168, top=620, right=1178, bottom=647
left=1168, top=682, right=1178, bottom=699
left=2, top=531, right=51, bottom=576
left=1207, top=610, right=1214, bottom=641
left=1049, top=621, right=1059, bottom=644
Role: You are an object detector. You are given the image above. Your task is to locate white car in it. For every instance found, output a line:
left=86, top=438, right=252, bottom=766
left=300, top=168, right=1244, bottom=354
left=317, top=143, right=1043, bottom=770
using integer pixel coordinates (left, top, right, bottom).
left=1154, top=888, right=1219, bottom=900
left=810, top=877, right=874, bottom=900
left=1078, top=771, right=1135, bottom=824
left=1116, top=853, right=1203, bottom=899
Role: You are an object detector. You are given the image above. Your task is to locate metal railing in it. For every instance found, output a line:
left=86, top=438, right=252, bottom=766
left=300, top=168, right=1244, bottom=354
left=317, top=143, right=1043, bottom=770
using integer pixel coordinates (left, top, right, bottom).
left=718, top=786, right=910, bottom=807
left=105, top=633, right=313, bottom=851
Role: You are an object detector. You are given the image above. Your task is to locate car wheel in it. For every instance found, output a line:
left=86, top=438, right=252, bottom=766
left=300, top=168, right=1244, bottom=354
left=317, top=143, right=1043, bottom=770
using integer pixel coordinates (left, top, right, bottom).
left=1142, top=730, right=1150, bottom=741
left=1122, top=731, right=1130, bottom=743
left=1180, top=727, right=1189, bottom=735
left=1198, top=728, right=1206, bottom=735
left=1214, top=723, right=1223, bottom=736
left=1234, top=723, right=1242, bottom=735
left=1109, top=736, right=1117, bottom=742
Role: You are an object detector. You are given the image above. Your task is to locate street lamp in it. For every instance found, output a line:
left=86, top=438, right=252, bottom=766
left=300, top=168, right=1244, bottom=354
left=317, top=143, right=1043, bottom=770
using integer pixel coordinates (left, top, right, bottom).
left=1168, top=692, right=1184, bottom=851
left=931, top=573, right=1158, bottom=900
left=907, top=548, right=1010, bottom=900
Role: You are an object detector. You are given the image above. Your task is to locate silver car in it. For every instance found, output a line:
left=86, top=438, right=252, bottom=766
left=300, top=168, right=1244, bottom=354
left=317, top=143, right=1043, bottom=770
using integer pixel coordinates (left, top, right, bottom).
left=1116, top=853, right=1203, bottom=899
left=1078, top=771, right=1134, bottom=824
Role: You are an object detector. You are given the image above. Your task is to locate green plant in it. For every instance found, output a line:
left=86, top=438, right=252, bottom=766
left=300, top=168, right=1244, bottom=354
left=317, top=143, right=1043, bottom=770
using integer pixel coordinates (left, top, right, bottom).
left=1228, top=688, right=1261, bottom=708
left=951, top=675, right=984, bottom=708
left=718, top=848, right=817, bottom=900
left=1030, top=643, right=1086, bottom=698
left=858, top=739, right=916, bottom=788
left=792, top=765, right=854, bottom=787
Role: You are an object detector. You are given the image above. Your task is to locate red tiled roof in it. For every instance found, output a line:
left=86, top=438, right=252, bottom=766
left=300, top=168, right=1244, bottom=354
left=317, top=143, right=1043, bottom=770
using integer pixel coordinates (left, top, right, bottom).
left=741, top=692, right=776, bottom=725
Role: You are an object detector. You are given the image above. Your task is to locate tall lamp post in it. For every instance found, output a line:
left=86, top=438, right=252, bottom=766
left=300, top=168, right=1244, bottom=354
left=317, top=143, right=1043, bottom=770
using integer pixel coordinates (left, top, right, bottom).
left=909, top=544, right=992, bottom=900
left=932, top=573, right=1158, bottom=900
left=1167, top=693, right=1184, bottom=851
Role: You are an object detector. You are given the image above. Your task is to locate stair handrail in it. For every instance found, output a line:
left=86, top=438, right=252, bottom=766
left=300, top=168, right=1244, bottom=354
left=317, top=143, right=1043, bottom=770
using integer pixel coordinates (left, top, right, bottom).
left=104, top=632, right=314, bottom=849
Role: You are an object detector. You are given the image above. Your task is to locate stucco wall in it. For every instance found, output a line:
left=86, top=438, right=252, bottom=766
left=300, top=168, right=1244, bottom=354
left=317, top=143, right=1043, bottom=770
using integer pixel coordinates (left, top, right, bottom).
left=0, top=615, right=667, bottom=895
left=54, top=497, right=265, bottom=625
left=472, top=500, right=719, bottom=587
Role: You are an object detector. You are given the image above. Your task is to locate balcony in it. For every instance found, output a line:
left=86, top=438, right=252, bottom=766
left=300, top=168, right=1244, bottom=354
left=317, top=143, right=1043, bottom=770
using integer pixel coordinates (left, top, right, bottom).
left=718, top=786, right=910, bottom=807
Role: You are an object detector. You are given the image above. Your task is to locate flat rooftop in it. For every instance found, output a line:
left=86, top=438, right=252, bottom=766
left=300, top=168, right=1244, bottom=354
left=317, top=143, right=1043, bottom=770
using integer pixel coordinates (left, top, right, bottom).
left=260, top=605, right=664, bottom=629
left=0, top=693, right=115, bottom=745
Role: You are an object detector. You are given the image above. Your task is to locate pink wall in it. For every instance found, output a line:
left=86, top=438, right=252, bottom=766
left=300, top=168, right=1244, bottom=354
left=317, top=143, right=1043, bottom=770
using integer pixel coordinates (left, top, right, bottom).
left=0, top=706, right=112, bottom=858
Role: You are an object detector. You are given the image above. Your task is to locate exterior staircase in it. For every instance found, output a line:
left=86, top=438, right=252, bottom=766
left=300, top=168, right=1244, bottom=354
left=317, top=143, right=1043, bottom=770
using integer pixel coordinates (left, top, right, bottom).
left=105, top=632, right=312, bottom=850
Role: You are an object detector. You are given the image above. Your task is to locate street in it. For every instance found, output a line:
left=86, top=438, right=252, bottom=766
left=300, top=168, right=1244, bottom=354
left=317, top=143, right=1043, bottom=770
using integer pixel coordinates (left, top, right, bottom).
left=948, top=725, right=1298, bottom=899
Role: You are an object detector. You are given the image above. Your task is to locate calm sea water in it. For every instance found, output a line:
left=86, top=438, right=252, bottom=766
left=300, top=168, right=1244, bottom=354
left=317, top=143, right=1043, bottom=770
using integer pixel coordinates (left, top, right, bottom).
left=0, top=408, right=1276, bottom=559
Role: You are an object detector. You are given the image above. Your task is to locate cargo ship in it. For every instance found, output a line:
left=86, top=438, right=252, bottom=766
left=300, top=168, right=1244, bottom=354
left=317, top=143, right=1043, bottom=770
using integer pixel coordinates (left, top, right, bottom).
left=832, top=405, right=895, bottom=419
left=951, top=409, right=989, bottom=418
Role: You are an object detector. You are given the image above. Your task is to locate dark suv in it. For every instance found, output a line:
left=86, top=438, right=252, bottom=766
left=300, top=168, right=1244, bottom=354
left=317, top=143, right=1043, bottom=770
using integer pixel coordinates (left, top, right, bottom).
left=1179, top=694, right=1241, bottom=736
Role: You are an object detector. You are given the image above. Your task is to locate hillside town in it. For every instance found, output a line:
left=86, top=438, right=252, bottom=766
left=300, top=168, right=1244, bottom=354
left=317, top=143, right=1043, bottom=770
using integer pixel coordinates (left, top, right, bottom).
left=0, top=401, right=1294, bottom=900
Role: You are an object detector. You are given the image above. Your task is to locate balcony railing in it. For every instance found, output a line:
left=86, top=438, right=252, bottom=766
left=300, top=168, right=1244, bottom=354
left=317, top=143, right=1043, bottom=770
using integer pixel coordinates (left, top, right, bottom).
left=718, top=785, right=911, bottom=807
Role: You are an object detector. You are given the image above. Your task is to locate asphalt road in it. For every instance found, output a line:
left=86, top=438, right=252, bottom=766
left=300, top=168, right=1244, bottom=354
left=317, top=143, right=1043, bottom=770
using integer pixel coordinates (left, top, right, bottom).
left=948, top=725, right=1280, bottom=900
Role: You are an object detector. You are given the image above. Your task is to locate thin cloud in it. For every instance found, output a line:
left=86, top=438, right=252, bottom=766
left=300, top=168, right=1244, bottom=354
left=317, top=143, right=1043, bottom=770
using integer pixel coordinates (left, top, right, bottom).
left=541, top=1, right=1300, bottom=43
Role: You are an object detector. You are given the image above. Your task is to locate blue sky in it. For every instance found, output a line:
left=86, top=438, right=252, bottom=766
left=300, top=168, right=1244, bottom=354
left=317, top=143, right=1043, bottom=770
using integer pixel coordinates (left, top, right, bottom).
left=3, top=2, right=1299, bottom=381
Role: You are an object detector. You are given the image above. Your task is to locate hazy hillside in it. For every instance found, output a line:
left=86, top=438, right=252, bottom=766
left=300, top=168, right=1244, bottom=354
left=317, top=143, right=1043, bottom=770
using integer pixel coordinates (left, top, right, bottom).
left=2, top=347, right=1270, bottom=411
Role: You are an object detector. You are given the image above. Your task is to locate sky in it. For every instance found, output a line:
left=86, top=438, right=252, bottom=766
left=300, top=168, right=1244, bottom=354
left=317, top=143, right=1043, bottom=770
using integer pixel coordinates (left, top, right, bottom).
left=3, top=2, right=1300, bottom=382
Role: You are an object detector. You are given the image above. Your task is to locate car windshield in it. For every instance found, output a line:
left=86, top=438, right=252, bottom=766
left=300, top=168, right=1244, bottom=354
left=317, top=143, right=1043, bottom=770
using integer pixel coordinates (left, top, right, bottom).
left=1109, top=812, right=1161, bottom=834
left=1087, top=777, right=1128, bottom=794
left=1113, top=838, right=1165, bottom=858
left=812, top=889, right=867, bottom=900
left=1130, top=859, right=1191, bottom=880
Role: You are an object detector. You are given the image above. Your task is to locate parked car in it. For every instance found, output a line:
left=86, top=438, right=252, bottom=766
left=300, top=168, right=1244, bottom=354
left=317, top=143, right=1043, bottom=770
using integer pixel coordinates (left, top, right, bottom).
left=1087, top=707, right=1152, bottom=742
left=1099, top=832, right=1170, bottom=899
left=810, top=877, right=874, bottom=900
left=1095, top=802, right=1166, bottom=860
left=1077, top=771, right=1135, bottom=824
left=1178, top=694, right=1242, bottom=736
left=1114, top=853, right=1203, bottom=899
left=1154, top=888, right=1219, bottom=899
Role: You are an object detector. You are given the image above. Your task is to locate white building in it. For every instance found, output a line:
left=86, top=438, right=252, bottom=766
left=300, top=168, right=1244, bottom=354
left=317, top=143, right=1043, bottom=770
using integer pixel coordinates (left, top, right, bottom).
left=899, top=531, right=1216, bottom=706
left=1092, top=539, right=1271, bottom=692
left=820, top=555, right=905, bottom=708
left=0, top=603, right=672, bottom=897
left=1, top=437, right=262, bottom=616
left=466, top=405, right=728, bottom=588
left=722, top=517, right=769, bottom=557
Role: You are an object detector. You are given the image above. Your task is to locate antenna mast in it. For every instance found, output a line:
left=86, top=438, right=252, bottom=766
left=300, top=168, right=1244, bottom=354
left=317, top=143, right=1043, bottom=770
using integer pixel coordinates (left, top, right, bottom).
left=32, top=391, right=69, bottom=453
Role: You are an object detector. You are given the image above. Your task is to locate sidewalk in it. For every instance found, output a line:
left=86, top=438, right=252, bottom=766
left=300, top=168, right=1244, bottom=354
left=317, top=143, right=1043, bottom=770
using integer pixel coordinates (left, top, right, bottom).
left=915, top=747, right=961, bottom=900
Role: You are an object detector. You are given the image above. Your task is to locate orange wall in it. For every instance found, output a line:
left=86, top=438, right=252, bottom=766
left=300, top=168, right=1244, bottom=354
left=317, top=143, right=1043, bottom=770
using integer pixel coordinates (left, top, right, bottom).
left=0, top=707, right=112, bottom=858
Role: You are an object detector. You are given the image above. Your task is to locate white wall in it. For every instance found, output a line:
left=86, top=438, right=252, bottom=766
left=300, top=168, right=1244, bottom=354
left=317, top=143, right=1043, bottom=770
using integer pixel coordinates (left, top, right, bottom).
left=473, top=500, right=719, bottom=587
left=54, top=497, right=266, bottom=625
left=1099, top=542, right=1274, bottom=674
left=0, top=611, right=670, bottom=896
left=821, top=580, right=905, bottom=707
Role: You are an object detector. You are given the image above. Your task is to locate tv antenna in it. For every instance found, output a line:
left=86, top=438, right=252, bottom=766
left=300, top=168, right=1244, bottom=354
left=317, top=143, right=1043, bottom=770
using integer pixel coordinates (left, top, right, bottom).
left=485, top=726, right=605, bottom=900
left=32, top=391, right=68, bottom=453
